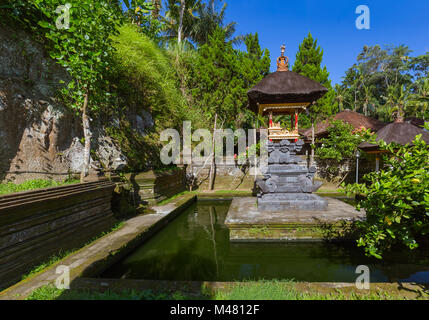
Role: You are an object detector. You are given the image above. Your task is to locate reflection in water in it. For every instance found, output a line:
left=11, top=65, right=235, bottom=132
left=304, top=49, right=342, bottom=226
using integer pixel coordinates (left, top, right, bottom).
left=101, top=201, right=429, bottom=283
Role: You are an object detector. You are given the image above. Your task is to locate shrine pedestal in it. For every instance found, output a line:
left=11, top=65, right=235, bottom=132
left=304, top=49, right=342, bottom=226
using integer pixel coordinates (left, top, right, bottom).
left=256, top=139, right=328, bottom=212
left=225, top=197, right=365, bottom=241
left=258, top=193, right=328, bottom=212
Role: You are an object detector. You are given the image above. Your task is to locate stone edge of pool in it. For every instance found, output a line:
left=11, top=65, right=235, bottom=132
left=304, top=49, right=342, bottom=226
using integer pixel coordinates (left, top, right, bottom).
left=225, top=197, right=366, bottom=241
left=59, top=278, right=429, bottom=300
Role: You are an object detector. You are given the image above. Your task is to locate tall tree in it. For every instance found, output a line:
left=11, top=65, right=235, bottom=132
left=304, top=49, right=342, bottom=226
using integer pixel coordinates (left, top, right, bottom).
left=293, top=33, right=336, bottom=119
left=190, top=0, right=241, bottom=46
left=334, top=84, right=346, bottom=112
left=411, top=79, right=429, bottom=120
left=36, top=0, right=123, bottom=181
left=177, top=0, right=185, bottom=43
left=292, top=32, right=335, bottom=165
left=151, top=0, right=161, bottom=19
left=188, top=27, right=270, bottom=128
left=341, top=45, right=414, bottom=118
left=163, top=0, right=200, bottom=46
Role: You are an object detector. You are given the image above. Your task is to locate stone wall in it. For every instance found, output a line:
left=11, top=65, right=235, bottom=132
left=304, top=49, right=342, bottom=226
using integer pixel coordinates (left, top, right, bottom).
left=300, top=145, right=378, bottom=186
left=0, top=25, right=151, bottom=183
left=187, top=158, right=259, bottom=191
left=0, top=180, right=116, bottom=290
left=126, top=169, right=187, bottom=205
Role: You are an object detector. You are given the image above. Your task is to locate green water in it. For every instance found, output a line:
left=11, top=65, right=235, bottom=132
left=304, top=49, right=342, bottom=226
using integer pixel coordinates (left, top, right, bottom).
left=102, top=201, right=429, bottom=283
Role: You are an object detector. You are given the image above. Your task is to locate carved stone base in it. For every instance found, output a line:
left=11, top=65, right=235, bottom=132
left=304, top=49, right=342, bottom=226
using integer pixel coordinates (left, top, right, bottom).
left=258, top=193, right=328, bottom=212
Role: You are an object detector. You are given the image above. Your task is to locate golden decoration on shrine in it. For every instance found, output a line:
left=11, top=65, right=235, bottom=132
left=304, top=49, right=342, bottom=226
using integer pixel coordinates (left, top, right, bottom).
left=277, top=44, right=289, bottom=72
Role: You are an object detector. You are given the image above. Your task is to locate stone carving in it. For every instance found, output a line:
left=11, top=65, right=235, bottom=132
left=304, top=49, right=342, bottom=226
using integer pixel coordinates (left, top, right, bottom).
left=256, top=139, right=327, bottom=212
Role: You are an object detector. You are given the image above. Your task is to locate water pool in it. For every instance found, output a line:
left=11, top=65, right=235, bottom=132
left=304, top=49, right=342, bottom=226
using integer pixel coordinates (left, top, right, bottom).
left=101, top=200, right=429, bottom=283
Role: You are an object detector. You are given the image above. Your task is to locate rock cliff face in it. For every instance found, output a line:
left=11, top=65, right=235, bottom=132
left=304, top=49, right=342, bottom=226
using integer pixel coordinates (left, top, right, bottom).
left=0, top=26, right=147, bottom=183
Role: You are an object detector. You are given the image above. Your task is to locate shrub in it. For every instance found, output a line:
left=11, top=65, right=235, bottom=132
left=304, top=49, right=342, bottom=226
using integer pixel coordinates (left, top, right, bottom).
left=344, top=134, right=429, bottom=259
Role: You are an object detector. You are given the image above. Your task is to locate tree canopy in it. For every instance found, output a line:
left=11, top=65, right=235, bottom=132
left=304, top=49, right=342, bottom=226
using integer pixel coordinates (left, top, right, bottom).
left=292, top=33, right=336, bottom=127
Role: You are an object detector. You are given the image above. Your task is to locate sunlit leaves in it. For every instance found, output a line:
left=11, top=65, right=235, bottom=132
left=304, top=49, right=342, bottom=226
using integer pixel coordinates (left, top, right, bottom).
left=34, top=0, right=123, bottom=113
left=344, top=135, right=429, bottom=259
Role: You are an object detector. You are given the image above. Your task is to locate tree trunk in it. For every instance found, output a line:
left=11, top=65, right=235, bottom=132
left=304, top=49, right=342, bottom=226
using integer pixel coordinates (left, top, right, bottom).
left=310, top=122, right=315, bottom=167
left=152, top=0, right=161, bottom=19
left=178, top=0, right=185, bottom=44
left=208, top=113, right=217, bottom=191
left=80, top=93, right=92, bottom=182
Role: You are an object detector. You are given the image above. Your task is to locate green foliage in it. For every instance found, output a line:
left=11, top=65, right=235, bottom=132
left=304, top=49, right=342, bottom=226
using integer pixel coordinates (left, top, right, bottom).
left=27, top=281, right=409, bottom=300
left=339, top=45, right=429, bottom=120
left=106, top=24, right=202, bottom=170
left=187, top=28, right=270, bottom=128
left=163, top=0, right=240, bottom=47
left=27, top=285, right=199, bottom=300
left=0, top=179, right=79, bottom=195
left=123, top=0, right=163, bottom=41
left=0, top=0, right=46, bottom=39
left=35, top=0, right=123, bottom=114
left=112, top=24, right=189, bottom=128
left=344, top=134, right=429, bottom=259
left=316, top=120, right=367, bottom=162
left=292, top=32, right=336, bottom=126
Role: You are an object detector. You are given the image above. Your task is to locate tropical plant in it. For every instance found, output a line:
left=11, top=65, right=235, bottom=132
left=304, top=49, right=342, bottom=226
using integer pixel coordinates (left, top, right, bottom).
left=408, top=79, right=429, bottom=120
left=123, top=0, right=163, bottom=40
left=190, top=0, right=242, bottom=46
left=344, top=126, right=429, bottom=259
left=334, top=84, right=347, bottom=112
left=35, top=0, right=123, bottom=181
left=379, top=84, right=409, bottom=122
left=292, top=32, right=335, bottom=164
left=162, top=0, right=241, bottom=48
left=187, top=27, right=270, bottom=129
left=163, top=0, right=201, bottom=46
left=316, top=120, right=367, bottom=184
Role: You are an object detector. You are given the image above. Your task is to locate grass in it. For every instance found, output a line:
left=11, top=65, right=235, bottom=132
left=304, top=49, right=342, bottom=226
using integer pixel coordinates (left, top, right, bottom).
left=156, top=191, right=196, bottom=206
left=213, top=281, right=401, bottom=300
left=26, top=286, right=196, bottom=301
left=0, top=178, right=79, bottom=195
left=26, top=280, right=419, bottom=300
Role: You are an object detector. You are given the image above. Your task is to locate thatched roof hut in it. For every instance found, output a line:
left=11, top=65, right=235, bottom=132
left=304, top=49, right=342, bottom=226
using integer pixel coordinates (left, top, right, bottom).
left=301, top=109, right=384, bottom=141
left=359, top=120, right=429, bottom=153
left=247, top=71, right=328, bottom=114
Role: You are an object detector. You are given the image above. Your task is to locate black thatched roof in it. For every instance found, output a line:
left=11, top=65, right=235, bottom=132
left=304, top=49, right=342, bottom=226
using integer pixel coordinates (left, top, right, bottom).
left=247, top=71, right=328, bottom=113
left=359, top=122, right=429, bottom=152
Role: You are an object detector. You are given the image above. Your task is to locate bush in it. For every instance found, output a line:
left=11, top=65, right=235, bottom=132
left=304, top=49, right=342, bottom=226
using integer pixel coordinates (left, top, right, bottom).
left=344, top=134, right=429, bottom=259
left=316, top=120, right=367, bottom=183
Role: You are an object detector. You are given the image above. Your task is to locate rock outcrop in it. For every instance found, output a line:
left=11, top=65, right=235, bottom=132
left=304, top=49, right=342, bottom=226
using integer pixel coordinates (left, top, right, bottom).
left=0, top=25, right=149, bottom=183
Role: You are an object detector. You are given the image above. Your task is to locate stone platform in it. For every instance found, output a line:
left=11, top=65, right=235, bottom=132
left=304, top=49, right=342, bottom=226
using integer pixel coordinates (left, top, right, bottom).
left=258, top=193, right=328, bottom=212
left=225, top=197, right=365, bottom=242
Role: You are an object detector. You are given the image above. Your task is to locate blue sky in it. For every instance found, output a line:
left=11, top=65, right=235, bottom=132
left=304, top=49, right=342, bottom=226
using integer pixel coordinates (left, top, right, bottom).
left=224, top=0, right=429, bottom=85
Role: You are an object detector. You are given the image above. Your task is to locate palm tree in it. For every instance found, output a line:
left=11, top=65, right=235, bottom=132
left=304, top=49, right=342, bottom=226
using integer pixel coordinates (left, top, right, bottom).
left=361, top=84, right=378, bottom=116
left=380, top=84, right=408, bottom=121
left=152, top=0, right=161, bottom=19
left=334, top=84, right=346, bottom=112
left=409, top=79, right=429, bottom=120
left=163, top=0, right=242, bottom=48
left=190, top=0, right=242, bottom=46
left=163, top=0, right=201, bottom=46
